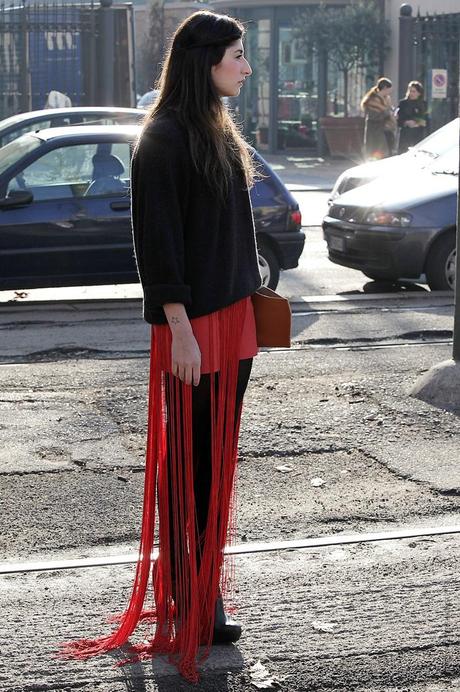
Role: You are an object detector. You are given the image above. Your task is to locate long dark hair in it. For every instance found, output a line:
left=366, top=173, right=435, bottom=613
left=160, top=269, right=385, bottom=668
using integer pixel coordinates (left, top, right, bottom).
left=143, top=10, right=255, bottom=197
left=405, top=80, right=424, bottom=99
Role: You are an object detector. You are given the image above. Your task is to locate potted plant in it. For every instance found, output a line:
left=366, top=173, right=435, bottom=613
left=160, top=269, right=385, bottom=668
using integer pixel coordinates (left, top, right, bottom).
left=294, top=1, right=389, bottom=157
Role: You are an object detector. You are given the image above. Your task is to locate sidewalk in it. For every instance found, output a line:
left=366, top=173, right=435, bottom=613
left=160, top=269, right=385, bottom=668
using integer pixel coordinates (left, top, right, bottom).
left=263, top=153, right=356, bottom=190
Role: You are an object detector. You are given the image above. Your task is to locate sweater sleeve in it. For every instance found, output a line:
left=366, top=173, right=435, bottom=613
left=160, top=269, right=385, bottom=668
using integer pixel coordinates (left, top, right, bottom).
left=131, top=124, right=191, bottom=316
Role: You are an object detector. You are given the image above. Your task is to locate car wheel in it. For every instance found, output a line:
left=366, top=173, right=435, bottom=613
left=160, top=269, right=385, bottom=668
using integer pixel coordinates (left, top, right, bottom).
left=425, top=231, right=456, bottom=291
left=258, top=243, right=280, bottom=290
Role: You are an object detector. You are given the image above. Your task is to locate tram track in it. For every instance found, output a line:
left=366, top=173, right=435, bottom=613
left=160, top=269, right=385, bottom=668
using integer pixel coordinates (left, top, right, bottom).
left=1, top=523, right=460, bottom=575
left=0, top=334, right=453, bottom=365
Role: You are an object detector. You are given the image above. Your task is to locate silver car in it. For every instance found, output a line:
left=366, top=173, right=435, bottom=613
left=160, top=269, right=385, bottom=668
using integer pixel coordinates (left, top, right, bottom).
left=329, top=117, right=459, bottom=204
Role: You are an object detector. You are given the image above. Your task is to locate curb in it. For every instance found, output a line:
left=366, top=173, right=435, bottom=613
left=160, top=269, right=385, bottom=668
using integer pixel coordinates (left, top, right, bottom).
left=0, top=291, right=454, bottom=313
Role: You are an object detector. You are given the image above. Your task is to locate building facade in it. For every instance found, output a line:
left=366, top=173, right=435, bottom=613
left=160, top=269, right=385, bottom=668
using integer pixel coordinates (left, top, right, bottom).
left=134, top=0, right=459, bottom=154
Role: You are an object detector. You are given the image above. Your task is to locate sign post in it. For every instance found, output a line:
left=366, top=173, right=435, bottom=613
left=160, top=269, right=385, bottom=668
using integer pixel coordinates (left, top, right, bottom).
left=431, top=69, right=448, bottom=99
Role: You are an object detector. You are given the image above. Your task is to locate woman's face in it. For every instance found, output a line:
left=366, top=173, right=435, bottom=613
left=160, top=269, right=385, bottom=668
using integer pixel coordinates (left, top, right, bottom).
left=380, top=86, right=392, bottom=97
left=408, top=86, right=419, bottom=99
left=211, top=39, right=252, bottom=98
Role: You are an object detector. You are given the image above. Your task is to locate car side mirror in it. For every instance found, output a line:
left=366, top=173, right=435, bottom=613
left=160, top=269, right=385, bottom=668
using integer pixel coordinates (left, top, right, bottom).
left=0, top=190, right=33, bottom=208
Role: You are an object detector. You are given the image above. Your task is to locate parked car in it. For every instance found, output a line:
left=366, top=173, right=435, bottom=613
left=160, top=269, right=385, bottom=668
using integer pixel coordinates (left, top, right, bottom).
left=329, top=117, right=459, bottom=204
left=0, top=125, right=304, bottom=291
left=323, top=146, right=458, bottom=291
left=0, top=107, right=145, bottom=148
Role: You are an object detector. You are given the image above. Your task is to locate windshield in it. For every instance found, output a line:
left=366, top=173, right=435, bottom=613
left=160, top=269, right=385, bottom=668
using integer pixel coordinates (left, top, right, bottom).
left=0, top=134, right=42, bottom=176
left=415, top=118, right=459, bottom=158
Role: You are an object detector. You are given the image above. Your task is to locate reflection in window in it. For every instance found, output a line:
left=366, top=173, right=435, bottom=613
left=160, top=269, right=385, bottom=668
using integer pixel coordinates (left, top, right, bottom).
left=6, top=142, right=131, bottom=201
left=245, top=19, right=271, bottom=151
left=0, top=135, right=41, bottom=176
left=277, top=26, right=318, bottom=150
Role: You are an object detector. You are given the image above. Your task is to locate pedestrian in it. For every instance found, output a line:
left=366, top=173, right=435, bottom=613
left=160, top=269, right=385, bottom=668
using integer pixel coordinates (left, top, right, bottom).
left=397, top=81, right=428, bottom=154
left=44, top=90, right=72, bottom=108
left=360, top=77, right=395, bottom=160
left=59, top=9, right=260, bottom=683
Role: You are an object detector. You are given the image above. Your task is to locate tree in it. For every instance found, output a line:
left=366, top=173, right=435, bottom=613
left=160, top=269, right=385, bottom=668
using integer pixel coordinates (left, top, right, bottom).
left=138, top=0, right=166, bottom=95
left=294, top=1, right=388, bottom=116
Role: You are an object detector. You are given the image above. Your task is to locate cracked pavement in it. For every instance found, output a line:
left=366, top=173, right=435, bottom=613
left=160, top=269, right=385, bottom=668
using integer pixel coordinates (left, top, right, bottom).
left=0, top=298, right=459, bottom=690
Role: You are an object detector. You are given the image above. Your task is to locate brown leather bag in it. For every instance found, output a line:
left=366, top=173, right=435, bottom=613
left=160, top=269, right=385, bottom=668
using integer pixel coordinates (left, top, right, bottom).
left=251, top=286, right=291, bottom=348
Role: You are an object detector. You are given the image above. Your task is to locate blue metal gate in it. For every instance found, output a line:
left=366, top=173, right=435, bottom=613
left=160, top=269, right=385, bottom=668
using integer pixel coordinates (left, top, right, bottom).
left=413, top=12, right=460, bottom=131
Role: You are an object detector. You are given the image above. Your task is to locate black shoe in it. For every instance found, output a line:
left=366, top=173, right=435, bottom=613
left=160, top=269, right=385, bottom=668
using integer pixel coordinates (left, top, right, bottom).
left=212, top=596, right=242, bottom=644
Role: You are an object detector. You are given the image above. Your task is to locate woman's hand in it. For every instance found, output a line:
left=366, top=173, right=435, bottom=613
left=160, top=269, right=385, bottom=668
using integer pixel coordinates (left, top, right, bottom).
left=171, top=330, right=201, bottom=385
left=163, top=303, right=201, bottom=386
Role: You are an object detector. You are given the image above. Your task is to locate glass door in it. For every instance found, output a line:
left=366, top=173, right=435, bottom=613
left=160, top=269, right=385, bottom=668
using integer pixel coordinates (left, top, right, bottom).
left=242, top=16, right=272, bottom=151
left=277, top=24, right=318, bottom=151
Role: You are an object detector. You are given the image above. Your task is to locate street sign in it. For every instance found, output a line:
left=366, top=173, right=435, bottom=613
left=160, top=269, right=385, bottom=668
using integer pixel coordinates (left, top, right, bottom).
left=431, top=69, right=448, bottom=98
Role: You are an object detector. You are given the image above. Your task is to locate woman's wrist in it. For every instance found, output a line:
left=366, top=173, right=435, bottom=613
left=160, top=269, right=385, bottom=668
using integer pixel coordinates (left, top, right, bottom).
left=163, top=303, right=193, bottom=336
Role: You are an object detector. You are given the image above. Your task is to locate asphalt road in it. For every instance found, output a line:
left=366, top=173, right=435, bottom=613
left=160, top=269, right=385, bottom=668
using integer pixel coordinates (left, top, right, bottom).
left=1, top=286, right=459, bottom=691
left=0, top=185, right=458, bottom=691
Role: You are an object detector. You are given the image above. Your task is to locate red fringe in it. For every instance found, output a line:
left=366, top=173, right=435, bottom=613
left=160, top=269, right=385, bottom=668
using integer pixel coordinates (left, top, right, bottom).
left=58, top=301, right=246, bottom=683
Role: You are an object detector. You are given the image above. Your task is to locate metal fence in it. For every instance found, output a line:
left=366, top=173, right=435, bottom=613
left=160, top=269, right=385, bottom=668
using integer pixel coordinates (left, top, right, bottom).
left=413, top=12, right=460, bottom=131
left=0, top=0, right=135, bottom=121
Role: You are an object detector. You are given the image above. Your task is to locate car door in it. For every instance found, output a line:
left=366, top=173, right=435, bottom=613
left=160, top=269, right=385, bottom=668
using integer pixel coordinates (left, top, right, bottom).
left=1, top=138, right=135, bottom=289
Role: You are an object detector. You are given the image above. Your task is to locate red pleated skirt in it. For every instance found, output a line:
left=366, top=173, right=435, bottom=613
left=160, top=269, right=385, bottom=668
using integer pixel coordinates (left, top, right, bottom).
left=153, top=296, right=258, bottom=373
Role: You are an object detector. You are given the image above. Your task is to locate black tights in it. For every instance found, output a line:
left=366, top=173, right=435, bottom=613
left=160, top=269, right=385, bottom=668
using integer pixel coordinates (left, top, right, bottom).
left=191, top=358, right=253, bottom=540
left=165, top=358, right=253, bottom=575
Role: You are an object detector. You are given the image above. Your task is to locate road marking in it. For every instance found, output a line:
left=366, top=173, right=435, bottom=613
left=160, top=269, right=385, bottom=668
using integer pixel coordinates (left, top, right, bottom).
left=1, top=524, right=459, bottom=575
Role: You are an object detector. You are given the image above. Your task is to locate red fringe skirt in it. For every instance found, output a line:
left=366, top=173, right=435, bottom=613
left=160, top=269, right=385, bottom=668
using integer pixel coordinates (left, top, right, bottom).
left=59, top=297, right=257, bottom=682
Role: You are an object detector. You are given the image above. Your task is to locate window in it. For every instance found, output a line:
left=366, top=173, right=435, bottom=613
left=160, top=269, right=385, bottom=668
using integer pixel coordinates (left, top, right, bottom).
left=6, top=142, right=131, bottom=201
left=0, top=135, right=42, bottom=176
left=2, top=121, right=54, bottom=146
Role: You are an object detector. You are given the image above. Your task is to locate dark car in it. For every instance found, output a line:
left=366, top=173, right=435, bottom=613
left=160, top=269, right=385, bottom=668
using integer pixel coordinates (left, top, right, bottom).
left=0, top=107, right=145, bottom=148
left=323, top=147, right=458, bottom=291
left=0, top=125, right=304, bottom=291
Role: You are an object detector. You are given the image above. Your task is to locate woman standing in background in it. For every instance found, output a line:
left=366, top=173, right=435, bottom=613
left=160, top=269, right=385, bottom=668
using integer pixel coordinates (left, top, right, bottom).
left=397, top=81, right=428, bottom=153
left=361, top=77, right=395, bottom=160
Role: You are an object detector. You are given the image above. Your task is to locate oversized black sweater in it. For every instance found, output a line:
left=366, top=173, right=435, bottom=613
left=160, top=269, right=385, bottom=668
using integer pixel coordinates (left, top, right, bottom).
left=131, top=111, right=261, bottom=325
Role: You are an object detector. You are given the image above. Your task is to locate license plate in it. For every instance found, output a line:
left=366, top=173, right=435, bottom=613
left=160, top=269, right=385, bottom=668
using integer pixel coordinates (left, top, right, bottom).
left=329, top=235, right=345, bottom=252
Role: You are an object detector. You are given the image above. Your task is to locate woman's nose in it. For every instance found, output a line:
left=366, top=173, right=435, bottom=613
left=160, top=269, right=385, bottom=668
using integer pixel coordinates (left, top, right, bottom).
left=243, top=59, right=252, bottom=76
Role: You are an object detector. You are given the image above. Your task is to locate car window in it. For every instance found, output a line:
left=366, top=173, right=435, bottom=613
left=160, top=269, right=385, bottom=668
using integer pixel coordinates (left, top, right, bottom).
left=1, top=117, right=79, bottom=145
left=65, top=114, right=142, bottom=126
left=0, top=135, right=42, bottom=175
left=6, top=142, right=132, bottom=201
left=1, top=121, right=54, bottom=145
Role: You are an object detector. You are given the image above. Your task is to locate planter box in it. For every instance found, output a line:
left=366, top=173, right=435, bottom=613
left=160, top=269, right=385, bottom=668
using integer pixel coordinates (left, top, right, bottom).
left=319, top=116, right=365, bottom=157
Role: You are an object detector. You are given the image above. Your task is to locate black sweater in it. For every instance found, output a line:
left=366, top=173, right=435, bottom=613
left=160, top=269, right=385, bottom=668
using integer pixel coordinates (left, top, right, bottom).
left=131, top=112, right=261, bottom=324
left=397, top=98, right=427, bottom=127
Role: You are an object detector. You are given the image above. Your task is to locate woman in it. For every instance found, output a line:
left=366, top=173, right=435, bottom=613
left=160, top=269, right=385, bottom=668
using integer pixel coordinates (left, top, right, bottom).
left=60, top=10, right=260, bottom=683
left=397, top=81, right=428, bottom=153
left=361, top=77, right=395, bottom=159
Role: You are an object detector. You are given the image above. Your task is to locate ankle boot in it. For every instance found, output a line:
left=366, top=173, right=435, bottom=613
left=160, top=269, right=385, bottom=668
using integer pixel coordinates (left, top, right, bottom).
left=212, top=596, right=242, bottom=644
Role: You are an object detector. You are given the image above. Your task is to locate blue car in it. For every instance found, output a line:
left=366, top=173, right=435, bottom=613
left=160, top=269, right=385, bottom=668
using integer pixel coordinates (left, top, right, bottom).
left=0, top=125, right=304, bottom=290
left=323, top=146, right=458, bottom=291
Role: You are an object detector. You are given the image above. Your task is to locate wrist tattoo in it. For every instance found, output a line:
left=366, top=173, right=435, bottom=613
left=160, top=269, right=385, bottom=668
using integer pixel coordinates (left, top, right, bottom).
left=171, top=317, right=181, bottom=325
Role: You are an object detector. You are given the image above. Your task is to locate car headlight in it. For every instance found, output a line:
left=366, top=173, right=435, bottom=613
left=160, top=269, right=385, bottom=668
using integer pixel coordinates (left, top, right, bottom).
left=364, top=210, right=412, bottom=227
